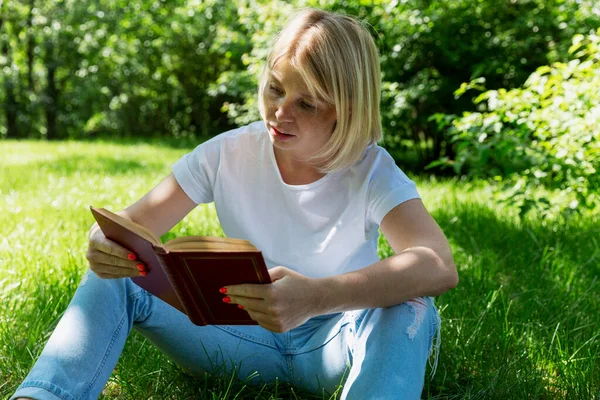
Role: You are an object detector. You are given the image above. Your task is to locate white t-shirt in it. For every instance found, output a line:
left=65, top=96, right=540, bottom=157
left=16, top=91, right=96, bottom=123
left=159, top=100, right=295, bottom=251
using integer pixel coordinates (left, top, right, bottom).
left=172, top=121, right=420, bottom=279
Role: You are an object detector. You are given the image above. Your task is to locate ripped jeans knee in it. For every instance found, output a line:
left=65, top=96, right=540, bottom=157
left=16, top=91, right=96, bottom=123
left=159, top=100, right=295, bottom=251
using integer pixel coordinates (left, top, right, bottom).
left=405, top=297, right=430, bottom=339
left=404, top=297, right=441, bottom=376
left=348, top=296, right=441, bottom=377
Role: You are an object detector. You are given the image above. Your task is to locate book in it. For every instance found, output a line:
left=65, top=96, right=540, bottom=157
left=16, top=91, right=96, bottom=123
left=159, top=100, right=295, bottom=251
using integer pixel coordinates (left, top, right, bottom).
left=90, top=206, right=271, bottom=326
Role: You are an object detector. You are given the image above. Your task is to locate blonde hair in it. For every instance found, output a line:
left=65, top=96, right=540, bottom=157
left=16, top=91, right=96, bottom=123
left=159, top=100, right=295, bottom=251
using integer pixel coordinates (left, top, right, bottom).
left=258, top=8, right=382, bottom=172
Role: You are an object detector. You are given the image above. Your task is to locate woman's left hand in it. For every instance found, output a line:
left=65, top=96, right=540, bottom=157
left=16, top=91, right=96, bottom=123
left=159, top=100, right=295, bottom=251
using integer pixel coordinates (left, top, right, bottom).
left=222, top=266, right=324, bottom=333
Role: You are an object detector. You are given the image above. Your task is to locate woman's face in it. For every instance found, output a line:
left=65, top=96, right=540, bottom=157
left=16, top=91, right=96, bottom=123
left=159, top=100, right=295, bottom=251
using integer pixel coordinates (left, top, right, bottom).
left=264, top=60, right=337, bottom=165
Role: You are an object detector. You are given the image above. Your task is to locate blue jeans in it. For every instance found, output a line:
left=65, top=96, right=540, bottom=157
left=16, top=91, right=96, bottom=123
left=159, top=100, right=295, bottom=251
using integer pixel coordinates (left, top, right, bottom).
left=11, top=270, right=440, bottom=400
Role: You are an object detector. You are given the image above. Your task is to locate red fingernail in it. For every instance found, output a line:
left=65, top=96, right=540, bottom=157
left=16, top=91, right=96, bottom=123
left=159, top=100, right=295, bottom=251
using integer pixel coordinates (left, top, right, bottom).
left=127, top=253, right=137, bottom=261
left=222, top=296, right=231, bottom=303
left=139, top=270, right=147, bottom=277
left=135, top=263, right=145, bottom=271
left=238, top=305, right=244, bottom=310
left=219, top=287, right=227, bottom=294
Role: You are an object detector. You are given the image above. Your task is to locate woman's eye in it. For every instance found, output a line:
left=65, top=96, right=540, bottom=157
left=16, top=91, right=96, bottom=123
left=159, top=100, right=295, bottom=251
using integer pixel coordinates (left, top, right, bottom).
left=300, top=101, right=316, bottom=111
left=269, top=84, right=283, bottom=95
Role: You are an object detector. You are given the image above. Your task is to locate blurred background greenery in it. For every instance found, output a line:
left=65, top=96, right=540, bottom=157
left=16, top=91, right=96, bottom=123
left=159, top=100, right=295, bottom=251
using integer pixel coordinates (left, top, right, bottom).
left=1, top=0, right=599, bottom=215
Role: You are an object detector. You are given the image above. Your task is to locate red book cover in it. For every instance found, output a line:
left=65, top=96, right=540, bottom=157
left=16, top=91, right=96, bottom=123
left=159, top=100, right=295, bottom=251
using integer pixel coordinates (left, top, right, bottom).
left=90, top=206, right=271, bottom=325
left=164, top=251, right=271, bottom=325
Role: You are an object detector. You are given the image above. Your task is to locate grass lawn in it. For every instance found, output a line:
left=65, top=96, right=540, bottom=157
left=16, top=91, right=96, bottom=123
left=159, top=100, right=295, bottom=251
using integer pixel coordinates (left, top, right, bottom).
left=1, top=139, right=598, bottom=399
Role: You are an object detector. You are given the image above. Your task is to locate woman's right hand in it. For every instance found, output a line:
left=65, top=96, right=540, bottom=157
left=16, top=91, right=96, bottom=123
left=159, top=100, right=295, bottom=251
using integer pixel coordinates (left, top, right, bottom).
left=86, top=225, right=147, bottom=279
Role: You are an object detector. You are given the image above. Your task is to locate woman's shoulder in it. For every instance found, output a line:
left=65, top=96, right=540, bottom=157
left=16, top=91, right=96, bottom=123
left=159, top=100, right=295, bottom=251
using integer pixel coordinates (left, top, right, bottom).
left=226, top=121, right=269, bottom=153
left=354, top=144, right=402, bottom=174
left=350, top=143, right=416, bottom=190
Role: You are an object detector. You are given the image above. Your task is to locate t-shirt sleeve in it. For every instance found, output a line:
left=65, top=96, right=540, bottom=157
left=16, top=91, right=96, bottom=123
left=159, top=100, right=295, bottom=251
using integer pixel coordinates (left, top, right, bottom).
left=367, top=151, right=421, bottom=226
left=171, top=135, right=222, bottom=204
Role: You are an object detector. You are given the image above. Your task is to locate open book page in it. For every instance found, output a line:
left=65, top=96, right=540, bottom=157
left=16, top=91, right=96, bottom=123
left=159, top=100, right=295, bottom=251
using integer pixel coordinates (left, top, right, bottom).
left=91, top=207, right=162, bottom=247
left=164, top=236, right=257, bottom=252
left=91, top=206, right=257, bottom=253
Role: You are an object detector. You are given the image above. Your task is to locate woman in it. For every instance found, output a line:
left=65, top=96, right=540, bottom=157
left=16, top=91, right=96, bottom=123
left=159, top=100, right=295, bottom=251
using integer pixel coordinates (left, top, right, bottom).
left=13, top=8, right=457, bottom=400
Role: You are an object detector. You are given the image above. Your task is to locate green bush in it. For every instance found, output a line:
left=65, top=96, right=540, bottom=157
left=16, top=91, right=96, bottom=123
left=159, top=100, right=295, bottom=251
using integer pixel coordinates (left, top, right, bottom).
left=375, top=0, right=599, bottom=168
left=436, top=30, right=600, bottom=217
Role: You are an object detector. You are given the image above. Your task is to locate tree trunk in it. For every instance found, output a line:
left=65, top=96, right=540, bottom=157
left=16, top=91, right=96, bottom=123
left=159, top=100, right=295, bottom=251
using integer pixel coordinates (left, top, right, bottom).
left=175, top=70, right=208, bottom=136
left=431, top=125, right=443, bottom=165
left=3, top=77, right=19, bottom=138
left=45, top=40, right=58, bottom=139
left=0, top=5, right=19, bottom=138
left=27, top=0, right=35, bottom=90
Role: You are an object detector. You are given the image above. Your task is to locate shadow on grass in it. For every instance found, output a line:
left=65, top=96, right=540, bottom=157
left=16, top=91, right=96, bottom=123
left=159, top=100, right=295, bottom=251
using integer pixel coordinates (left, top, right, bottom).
left=2, top=155, right=173, bottom=198
left=77, top=134, right=210, bottom=151
left=433, top=201, right=599, bottom=300
left=427, top=202, right=599, bottom=399
left=26, top=155, right=167, bottom=175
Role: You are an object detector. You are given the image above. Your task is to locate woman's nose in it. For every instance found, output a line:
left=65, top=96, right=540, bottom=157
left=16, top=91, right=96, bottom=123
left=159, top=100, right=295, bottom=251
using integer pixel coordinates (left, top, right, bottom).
left=274, top=98, right=294, bottom=122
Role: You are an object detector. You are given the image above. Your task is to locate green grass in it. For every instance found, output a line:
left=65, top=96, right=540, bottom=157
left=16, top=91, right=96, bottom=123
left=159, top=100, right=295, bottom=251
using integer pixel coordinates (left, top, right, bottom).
left=1, top=140, right=599, bottom=399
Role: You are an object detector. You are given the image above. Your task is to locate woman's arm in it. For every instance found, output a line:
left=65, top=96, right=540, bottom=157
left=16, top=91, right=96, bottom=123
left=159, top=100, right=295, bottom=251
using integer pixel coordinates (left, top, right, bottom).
left=89, top=173, right=197, bottom=238
left=87, top=173, right=197, bottom=278
left=224, top=198, right=458, bottom=332
left=120, top=172, right=197, bottom=236
left=314, top=198, right=458, bottom=314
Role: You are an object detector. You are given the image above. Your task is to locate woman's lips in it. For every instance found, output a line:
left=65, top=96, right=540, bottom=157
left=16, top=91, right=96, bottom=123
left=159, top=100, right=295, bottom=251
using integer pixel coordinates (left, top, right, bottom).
left=270, top=125, right=295, bottom=139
